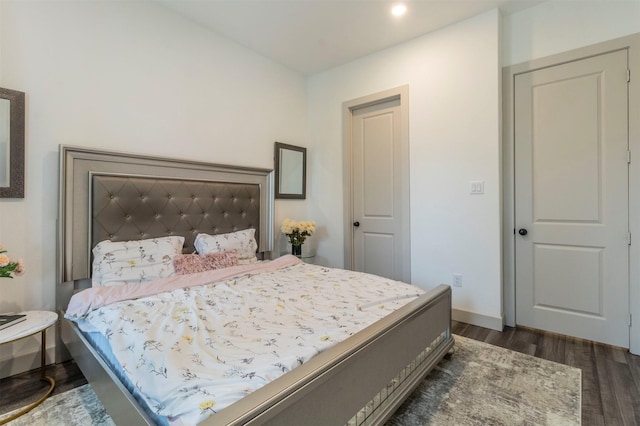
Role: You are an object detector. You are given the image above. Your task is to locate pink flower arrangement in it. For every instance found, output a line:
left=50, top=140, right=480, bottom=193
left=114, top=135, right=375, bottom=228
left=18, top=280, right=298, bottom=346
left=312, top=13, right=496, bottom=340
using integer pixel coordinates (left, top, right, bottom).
left=0, top=244, right=24, bottom=278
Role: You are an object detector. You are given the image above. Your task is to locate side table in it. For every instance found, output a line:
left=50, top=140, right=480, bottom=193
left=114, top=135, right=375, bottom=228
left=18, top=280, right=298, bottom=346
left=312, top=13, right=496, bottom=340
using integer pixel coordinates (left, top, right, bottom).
left=298, top=254, right=316, bottom=264
left=0, top=311, right=57, bottom=424
left=280, top=251, right=316, bottom=264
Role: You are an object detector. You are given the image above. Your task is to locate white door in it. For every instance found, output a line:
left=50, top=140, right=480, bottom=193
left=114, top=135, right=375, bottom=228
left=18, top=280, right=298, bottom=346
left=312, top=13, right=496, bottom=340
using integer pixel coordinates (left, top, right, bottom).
left=350, top=94, right=409, bottom=281
left=514, top=49, right=629, bottom=347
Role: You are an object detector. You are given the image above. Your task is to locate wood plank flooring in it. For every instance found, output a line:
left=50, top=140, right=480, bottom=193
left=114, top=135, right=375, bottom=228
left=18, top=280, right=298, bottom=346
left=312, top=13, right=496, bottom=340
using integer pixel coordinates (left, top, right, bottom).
left=0, top=358, right=87, bottom=416
left=0, top=321, right=638, bottom=424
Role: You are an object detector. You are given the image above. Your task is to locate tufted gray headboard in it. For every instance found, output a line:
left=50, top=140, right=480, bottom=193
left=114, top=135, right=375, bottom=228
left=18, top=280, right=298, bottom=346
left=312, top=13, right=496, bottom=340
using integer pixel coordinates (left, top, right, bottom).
left=92, top=175, right=261, bottom=255
left=58, top=145, right=274, bottom=283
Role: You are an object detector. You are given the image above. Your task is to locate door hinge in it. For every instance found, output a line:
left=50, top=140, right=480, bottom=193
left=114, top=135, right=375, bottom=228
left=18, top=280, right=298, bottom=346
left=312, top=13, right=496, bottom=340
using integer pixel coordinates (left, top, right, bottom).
left=628, top=69, right=631, bottom=83
left=630, top=314, right=633, bottom=327
left=629, top=232, right=632, bottom=245
left=628, top=150, right=632, bottom=164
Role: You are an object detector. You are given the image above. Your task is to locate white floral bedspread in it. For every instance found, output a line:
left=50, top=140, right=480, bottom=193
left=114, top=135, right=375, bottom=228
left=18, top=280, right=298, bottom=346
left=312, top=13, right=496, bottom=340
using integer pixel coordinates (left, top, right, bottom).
left=72, top=257, right=424, bottom=425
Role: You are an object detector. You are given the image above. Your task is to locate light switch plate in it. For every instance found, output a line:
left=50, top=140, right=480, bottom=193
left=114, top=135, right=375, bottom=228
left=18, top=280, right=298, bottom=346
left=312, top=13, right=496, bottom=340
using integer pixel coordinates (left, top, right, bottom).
left=469, top=180, right=484, bottom=194
left=453, top=273, right=462, bottom=287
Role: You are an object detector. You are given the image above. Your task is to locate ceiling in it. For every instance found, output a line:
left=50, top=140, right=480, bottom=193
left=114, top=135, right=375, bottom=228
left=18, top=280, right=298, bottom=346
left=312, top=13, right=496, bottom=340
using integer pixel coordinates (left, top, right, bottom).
left=157, top=0, right=543, bottom=75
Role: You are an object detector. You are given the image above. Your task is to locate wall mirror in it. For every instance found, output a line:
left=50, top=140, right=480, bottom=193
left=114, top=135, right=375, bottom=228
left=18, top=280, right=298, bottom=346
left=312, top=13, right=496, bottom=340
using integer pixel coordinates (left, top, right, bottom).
left=0, top=87, right=25, bottom=198
left=274, top=142, right=306, bottom=199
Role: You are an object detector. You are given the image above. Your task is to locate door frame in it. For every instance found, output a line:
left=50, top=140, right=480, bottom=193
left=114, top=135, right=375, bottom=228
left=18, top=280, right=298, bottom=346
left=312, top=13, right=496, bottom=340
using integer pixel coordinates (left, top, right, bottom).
left=342, top=85, right=411, bottom=282
left=503, top=33, right=640, bottom=353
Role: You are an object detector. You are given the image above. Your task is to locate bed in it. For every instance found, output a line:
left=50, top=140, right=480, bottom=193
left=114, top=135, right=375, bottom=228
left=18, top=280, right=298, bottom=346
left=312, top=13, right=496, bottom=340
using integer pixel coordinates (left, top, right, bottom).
left=55, top=145, right=454, bottom=426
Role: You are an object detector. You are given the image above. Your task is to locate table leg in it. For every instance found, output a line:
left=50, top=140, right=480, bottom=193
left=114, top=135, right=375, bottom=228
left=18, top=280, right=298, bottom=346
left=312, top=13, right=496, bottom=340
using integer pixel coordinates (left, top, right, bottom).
left=0, top=330, right=56, bottom=424
left=41, top=329, right=46, bottom=378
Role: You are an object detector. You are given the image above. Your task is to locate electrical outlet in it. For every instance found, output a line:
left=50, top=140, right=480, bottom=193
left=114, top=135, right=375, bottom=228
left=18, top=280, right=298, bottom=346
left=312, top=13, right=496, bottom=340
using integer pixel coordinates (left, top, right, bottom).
left=453, top=273, right=462, bottom=288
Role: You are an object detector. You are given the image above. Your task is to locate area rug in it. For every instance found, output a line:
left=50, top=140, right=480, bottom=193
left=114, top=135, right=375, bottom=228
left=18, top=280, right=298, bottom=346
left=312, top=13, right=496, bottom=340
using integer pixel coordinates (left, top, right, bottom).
left=0, top=335, right=581, bottom=425
left=388, top=335, right=581, bottom=425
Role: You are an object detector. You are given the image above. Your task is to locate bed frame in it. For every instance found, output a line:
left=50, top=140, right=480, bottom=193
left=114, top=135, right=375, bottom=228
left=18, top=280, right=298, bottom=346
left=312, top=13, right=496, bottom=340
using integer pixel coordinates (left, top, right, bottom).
left=55, top=145, right=454, bottom=425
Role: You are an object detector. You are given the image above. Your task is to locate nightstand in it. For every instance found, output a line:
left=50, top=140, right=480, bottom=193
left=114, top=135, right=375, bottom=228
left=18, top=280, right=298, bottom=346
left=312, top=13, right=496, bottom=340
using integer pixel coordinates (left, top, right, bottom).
left=298, top=254, right=316, bottom=264
left=0, top=311, right=57, bottom=424
left=280, top=250, right=316, bottom=263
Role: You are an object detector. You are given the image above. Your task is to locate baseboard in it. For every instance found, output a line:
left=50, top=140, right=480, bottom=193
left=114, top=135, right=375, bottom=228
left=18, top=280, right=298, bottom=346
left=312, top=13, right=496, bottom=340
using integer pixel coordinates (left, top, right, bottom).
left=453, top=307, right=503, bottom=331
left=0, top=345, right=56, bottom=379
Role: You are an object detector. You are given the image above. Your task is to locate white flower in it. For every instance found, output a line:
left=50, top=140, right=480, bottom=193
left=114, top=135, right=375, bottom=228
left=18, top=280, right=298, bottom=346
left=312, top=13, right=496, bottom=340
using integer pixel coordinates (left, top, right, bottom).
left=280, top=219, right=316, bottom=245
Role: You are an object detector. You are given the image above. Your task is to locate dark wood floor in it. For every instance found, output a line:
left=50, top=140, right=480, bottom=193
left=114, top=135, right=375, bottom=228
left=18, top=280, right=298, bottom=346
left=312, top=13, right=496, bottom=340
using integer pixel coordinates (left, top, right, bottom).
left=0, top=357, right=87, bottom=417
left=1, top=321, right=638, bottom=424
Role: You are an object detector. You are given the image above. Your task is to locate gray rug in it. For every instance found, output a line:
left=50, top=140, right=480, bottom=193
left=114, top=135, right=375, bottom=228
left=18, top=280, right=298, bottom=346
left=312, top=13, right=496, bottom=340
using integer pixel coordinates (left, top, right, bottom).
left=387, top=335, right=581, bottom=425
left=0, top=335, right=581, bottom=425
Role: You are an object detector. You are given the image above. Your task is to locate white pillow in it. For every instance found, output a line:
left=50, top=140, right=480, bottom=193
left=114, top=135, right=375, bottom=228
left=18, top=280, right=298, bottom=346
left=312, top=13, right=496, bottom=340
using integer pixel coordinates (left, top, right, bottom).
left=92, top=236, right=185, bottom=287
left=194, top=229, right=258, bottom=263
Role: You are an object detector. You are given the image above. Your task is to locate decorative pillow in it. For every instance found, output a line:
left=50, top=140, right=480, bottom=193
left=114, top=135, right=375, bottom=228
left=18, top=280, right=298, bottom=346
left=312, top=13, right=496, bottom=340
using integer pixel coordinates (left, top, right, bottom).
left=92, top=236, right=185, bottom=287
left=194, top=229, right=258, bottom=262
left=172, top=251, right=239, bottom=275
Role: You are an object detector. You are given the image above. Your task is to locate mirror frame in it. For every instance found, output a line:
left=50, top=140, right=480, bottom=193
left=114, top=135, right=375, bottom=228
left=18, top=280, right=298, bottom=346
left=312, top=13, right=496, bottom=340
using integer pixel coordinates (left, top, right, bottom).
left=0, top=87, right=25, bottom=198
left=274, top=142, right=306, bottom=199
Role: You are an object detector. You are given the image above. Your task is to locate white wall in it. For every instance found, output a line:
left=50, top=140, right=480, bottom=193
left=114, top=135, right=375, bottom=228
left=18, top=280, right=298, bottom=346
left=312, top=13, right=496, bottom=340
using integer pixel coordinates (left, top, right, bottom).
left=0, top=0, right=308, bottom=377
left=504, top=0, right=640, bottom=66
left=308, top=10, right=503, bottom=328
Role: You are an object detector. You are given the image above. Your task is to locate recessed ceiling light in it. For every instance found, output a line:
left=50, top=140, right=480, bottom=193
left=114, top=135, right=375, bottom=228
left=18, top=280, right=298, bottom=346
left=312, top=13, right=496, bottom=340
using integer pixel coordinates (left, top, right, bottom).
left=391, top=4, right=407, bottom=17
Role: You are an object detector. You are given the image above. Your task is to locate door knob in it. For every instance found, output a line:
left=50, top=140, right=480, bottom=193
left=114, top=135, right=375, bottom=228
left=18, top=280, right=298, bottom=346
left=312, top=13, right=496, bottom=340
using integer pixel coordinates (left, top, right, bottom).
left=353, top=221, right=360, bottom=227
left=518, top=228, right=528, bottom=236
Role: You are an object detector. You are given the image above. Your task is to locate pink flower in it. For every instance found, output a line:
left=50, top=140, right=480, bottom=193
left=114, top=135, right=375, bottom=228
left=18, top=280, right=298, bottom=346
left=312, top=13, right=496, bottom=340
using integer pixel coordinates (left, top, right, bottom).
left=0, top=244, right=24, bottom=278
left=14, top=259, right=25, bottom=276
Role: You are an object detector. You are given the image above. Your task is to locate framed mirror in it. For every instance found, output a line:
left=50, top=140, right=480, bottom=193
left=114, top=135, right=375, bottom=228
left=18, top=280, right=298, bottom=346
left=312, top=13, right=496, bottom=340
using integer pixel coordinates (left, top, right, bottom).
left=0, top=87, right=25, bottom=198
left=274, top=142, right=306, bottom=199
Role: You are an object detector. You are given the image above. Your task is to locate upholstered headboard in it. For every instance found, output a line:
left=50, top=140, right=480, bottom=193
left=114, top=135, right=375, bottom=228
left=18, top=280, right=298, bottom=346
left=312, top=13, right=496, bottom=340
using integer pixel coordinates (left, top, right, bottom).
left=91, top=175, right=261, bottom=254
left=58, top=145, right=274, bottom=283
